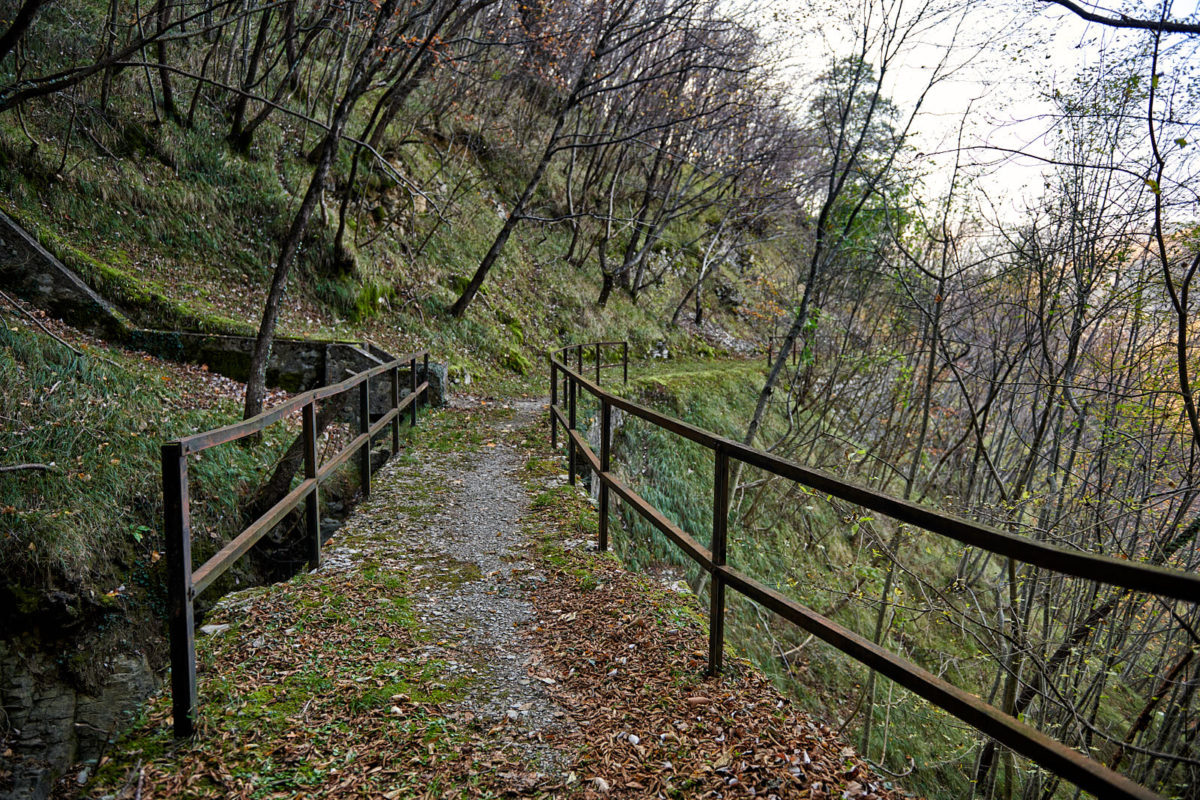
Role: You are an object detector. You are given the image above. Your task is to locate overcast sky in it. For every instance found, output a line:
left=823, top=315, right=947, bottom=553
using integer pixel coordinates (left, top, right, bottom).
left=764, top=0, right=1200, bottom=218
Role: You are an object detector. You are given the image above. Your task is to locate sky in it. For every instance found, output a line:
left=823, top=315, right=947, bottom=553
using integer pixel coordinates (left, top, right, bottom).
left=763, top=0, right=1200, bottom=219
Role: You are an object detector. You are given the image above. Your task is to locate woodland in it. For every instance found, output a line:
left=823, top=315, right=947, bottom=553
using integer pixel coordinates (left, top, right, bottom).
left=0, top=0, right=1199, bottom=797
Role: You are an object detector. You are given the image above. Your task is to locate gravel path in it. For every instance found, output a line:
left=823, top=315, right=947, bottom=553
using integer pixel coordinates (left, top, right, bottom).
left=316, top=397, right=576, bottom=780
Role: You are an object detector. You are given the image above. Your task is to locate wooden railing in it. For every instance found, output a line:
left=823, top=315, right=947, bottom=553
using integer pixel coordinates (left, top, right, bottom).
left=163, top=351, right=429, bottom=737
left=548, top=341, right=1200, bottom=800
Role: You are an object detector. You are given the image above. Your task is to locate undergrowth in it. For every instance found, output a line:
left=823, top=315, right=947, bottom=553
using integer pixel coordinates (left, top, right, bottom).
left=0, top=322, right=292, bottom=685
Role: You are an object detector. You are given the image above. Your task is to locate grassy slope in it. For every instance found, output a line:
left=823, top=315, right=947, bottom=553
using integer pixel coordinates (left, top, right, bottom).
left=599, top=359, right=1038, bottom=799
left=0, top=69, right=774, bottom=397
left=0, top=316, right=298, bottom=688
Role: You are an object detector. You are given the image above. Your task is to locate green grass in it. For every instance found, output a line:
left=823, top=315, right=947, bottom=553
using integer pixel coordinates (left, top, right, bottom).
left=0, top=323, right=289, bottom=582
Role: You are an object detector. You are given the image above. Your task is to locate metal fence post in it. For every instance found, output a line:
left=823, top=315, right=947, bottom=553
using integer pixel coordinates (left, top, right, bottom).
left=359, top=379, right=371, bottom=498
left=623, top=341, right=628, bottom=384
left=708, top=447, right=730, bottom=676
left=163, top=442, right=196, bottom=738
left=410, top=357, right=418, bottom=427
left=599, top=397, right=611, bottom=552
left=303, top=401, right=321, bottom=568
left=577, top=344, right=583, bottom=374
left=568, top=373, right=577, bottom=486
left=550, top=358, right=558, bottom=450
left=595, top=342, right=601, bottom=384
left=422, top=353, right=429, bottom=417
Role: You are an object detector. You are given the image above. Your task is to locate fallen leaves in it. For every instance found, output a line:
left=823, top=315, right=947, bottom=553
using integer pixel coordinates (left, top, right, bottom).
left=523, top=506, right=905, bottom=799
left=60, top=402, right=910, bottom=800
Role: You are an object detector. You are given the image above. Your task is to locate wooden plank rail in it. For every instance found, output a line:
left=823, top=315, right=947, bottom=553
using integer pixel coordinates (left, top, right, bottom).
left=548, top=341, right=1200, bottom=800
left=163, top=349, right=430, bottom=737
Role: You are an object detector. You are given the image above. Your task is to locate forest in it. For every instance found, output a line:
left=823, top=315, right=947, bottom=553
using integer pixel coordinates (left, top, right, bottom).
left=0, top=0, right=1198, bottom=797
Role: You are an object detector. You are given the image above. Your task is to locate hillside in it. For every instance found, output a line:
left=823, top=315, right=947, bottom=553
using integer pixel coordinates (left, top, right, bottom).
left=3, top=0, right=1200, bottom=797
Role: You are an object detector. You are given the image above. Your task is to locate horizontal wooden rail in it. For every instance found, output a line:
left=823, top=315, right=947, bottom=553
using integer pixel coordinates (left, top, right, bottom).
left=553, top=356, right=1200, bottom=604
left=164, top=349, right=430, bottom=737
left=547, top=341, right=1197, bottom=800
left=191, top=478, right=316, bottom=597
left=605, top=469, right=713, bottom=570
left=176, top=353, right=425, bottom=454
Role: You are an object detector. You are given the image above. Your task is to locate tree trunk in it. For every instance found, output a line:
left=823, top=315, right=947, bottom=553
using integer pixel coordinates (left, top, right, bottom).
left=229, top=8, right=274, bottom=148
left=155, top=0, right=177, bottom=120
left=450, top=102, right=571, bottom=317
left=0, top=0, right=49, bottom=64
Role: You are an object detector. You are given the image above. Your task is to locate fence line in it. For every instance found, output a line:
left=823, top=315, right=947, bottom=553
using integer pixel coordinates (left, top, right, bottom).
left=549, top=340, right=1200, bottom=800
left=164, top=350, right=429, bottom=737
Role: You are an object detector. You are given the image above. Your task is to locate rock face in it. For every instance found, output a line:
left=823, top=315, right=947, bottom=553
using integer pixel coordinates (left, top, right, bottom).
left=0, top=640, right=157, bottom=800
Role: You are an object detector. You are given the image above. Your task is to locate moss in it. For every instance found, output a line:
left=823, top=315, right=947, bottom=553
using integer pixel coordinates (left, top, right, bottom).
left=500, top=346, right=532, bottom=376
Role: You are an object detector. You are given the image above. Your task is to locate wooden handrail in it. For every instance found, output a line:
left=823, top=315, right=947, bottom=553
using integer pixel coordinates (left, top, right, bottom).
left=548, top=341, right=1198, bottom=800
left=163, top=349, right=430, bottom=737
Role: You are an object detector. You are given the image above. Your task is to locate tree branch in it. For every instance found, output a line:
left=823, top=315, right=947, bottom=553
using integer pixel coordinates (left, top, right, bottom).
left=1041, top=0, right=1200, bottom=35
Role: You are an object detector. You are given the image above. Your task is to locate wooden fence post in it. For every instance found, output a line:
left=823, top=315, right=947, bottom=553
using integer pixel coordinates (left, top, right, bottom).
left=303, top=401, right=321, bottom=568
left=595, top=342, right=601, bottom=384
left=359, top=379, right=371, bottom=498
left=623, top=341, right=628, bottom=384
left=410, top=357, right=418, bottom=427
left=550, top=358, right=558, bottom=449
left=163, top=442, right=196, bottom=738
left=599, top=397, right=611, bottom=551
left=390, top=365, right=401, bottom=452
left=568, top=373, right=577, bottom=486
left=708, top=447, right=730, bottom=676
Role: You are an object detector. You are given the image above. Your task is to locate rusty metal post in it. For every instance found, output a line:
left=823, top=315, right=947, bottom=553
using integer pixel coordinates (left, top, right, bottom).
left=359, top=379, right=371, bottom=498
left=410, top=357, right=418, bottom=427
left=708, top=447, right=730, bottom=676
left=622, top=341, right=628, bottom=384
left=390, top=365, right=401, bottom=452
left=303, top=401, right=321, bottom=568
left=163, top=442, right=196, bottom=738
left=599, top=397, right=611, bottom=551
left=550, top=358, right=558, bottom=450
left=568, top=373, right=577, bottom=486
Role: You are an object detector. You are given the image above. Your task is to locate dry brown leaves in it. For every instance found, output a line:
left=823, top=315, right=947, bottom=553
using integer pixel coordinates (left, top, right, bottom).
left=525, top=546, right=904, bottom=799
left=67, top=567, right=515, bottom=799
